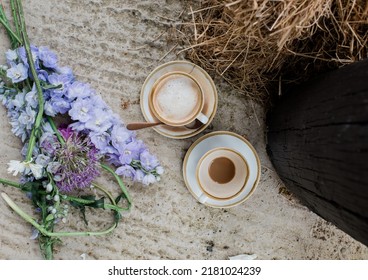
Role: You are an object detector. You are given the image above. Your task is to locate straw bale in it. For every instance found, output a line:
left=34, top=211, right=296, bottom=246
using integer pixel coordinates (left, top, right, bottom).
left=181, top=0, right=368, bottom=102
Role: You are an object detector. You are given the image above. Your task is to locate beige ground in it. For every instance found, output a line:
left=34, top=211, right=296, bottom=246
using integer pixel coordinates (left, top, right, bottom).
left=0, top=0, right=367, bottom=260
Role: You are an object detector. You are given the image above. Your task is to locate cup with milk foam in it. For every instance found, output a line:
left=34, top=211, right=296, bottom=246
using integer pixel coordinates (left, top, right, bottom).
left=149, top=71, right=209, bottom=127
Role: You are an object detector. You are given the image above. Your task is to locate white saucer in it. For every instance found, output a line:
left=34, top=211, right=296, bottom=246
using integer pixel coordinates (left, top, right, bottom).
left=183, top=131, right=261, bottom=208
left=140, top=60, right=218, bottom=139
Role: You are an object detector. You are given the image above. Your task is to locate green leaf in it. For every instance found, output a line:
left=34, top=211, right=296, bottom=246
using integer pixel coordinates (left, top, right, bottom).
left=70, top=195, right=105, bottom=226
left=80, top=195, right=105, bottom=209
left=114, top=211, right=122, bottom=224
left=115, top=194, right=123, bottom=205
left=40, top=81, right=63, bottom=90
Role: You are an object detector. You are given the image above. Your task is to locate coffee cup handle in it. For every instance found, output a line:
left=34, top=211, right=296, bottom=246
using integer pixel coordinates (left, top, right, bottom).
left=196, top=112, right=209, bottom=124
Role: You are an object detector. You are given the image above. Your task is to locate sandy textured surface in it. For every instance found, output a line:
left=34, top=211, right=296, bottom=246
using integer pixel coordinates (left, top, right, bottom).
left=0, top=0, right=367, bottom=260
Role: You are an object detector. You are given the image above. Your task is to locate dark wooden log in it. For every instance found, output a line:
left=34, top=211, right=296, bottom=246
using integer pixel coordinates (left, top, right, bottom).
left=267, top=59, right=368, bottom=246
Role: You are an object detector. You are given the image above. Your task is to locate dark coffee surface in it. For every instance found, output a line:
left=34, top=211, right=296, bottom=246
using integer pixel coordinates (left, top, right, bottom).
left=208, top=157, right=236, bottom=184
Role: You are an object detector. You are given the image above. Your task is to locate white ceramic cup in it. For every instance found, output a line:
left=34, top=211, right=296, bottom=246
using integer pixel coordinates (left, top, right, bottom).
left=196, top=147, right=249, bottom=203
left=149, top=71, right=208, bottom=127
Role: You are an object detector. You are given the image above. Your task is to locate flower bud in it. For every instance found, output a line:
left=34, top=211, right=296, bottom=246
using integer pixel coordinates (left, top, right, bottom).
left=46, top=183, right=53, bottom=193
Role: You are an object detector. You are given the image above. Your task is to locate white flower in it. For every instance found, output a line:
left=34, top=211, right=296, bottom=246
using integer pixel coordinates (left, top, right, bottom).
left=28, top=162, right=43, bottom=179
left=142, top=174, right=156, bottom=185
left=156, top=166, right=164, bottom=175
left=7, top=160, right=26, bottom=176
left=7, top=160, right=43, bottom=179
left=6, top=49, right=18, bottom=61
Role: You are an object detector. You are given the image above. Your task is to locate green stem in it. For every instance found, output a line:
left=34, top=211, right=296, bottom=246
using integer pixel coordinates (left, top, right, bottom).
left=1, top=192, right=117, bottom=237
left=43, top=237, right=53, bottom=260
left=0, top=6, right=21, bottom=45
left=14, top=0, right=44, bottom=162
left=92, top=183, right=115, bottom=204
left=46, top=116, right=65, bottom=144
left=0, top=177, right=21, bottom=188
left=101, top=163, right=132, bottom=208
left=10, top=0, right=21, bottom=40
left=64, top=195, right=125, bottom=212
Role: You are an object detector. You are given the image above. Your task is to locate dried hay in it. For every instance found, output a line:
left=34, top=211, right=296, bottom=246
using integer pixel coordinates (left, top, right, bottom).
left=180, top=0, right=368, bottom=102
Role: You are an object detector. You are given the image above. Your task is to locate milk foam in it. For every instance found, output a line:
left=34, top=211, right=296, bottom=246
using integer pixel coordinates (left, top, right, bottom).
left=154, top=75, right=200, bottom=122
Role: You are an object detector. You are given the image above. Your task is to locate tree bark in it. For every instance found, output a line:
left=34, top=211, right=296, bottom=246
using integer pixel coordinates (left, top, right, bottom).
left=267, top=59, right=368, bottom=246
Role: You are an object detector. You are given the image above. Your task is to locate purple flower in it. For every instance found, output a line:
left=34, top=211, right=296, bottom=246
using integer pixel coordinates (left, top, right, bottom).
left=53, top=131, right=100, bottom=193
left=6, top=63, right=28, bottom=83
left=25, top=85, right=38, bottom=108
left=118, top=140, right=143, bottom=164
left=67, top=81, right=94, bottom=100
left=47, top=73, right=72, bottom=95
left=84, top=108, right=112, bottom=133
left=16, top=45, right=39, bottom=69
left=68, top=97, right=93, bottom=122
left=35, top=154, right=51, bottom=167
left=68, top=121, right=86, bottom=132
left=134, top=169, right=144, bottom=182
left=105, top=153, right=120, bottom=166
left=46, top=161, right=61, bottom=174
left=44, top=100, right=57, bottom=116
left=59, top=127, right=74, bottom=140
left=38, top=46, right=58, bottom=69
left=37, top=69, right=49, bottom=82
left=40, top=132, right=59, bottom=156
left=90, top=94, right=108, bottom=110
left=140, top=150, right=159, bottom=171
left=50, top=96, right=71, bottom=114
left=56, top=66, right=74, bottom=82
left=6, top=49, right=18, bottom=65
left=18, top=106, right=36, bottom=130
left=8, top=89, right=26, bottom=109
left=89, top=131, right=115, bottom=154
left=1, top=44, right=163, bottom=187
left=115, top=164, right=136, bottom=179
left=110, top=125, right=132, bottom=151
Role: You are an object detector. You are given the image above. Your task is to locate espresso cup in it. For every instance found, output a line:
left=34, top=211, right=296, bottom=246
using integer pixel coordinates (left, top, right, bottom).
left=149, top=71, right=209, bottom=127
left=196, top=147, right=249, bottom=203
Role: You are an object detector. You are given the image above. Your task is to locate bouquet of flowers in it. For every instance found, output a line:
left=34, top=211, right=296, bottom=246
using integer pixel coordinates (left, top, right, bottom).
left=0, top=0, right=163, bottom=259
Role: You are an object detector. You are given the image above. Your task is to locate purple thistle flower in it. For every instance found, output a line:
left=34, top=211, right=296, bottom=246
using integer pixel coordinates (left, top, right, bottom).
left=52, top=131, right=100, bottom=193
left=59, top=127, right=74, bottom=140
